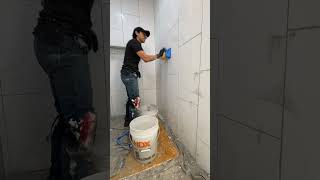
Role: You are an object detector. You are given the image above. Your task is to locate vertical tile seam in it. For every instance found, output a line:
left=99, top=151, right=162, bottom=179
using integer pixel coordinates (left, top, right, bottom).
left=195, top=0, right=205, bottom=159
left=279, top=0, right=291, bottom=179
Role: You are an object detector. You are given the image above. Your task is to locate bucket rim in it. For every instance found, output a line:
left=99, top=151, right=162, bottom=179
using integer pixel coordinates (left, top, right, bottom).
left=129, top=115, right=159, bottom=133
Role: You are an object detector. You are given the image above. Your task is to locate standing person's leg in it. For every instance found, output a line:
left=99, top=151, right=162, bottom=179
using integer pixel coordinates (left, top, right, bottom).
left=34, top=33, right=95, bottom=179
left=121, top=71, right=139, bottom=126
left=34, top=32, right=78, bottom=180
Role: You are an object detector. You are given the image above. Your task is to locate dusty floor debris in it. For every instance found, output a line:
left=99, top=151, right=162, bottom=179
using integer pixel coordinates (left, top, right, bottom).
left=110, top=116, right=209, bottom=180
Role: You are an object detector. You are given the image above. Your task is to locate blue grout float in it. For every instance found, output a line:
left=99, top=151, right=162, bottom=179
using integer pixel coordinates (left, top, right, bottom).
left=165, top=48, right=171, bottom=60
left=161, top=48, right=172, bottom=62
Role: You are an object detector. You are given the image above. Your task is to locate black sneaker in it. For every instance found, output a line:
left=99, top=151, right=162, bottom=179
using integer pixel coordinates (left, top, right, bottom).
left=124, top=117, right=132, bottom=127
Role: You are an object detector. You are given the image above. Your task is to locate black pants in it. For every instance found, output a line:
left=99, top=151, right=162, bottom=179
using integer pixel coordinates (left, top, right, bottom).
left=33, top=31, right=94, bottom=121
left=33, top=31, right=94, bottom=179
left=121, top=69, right=140, bottom=121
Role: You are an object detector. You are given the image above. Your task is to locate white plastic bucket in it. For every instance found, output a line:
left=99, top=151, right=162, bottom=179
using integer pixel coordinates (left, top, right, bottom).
left=129, top=115, right=159, bottom=164
left=139, top=104, right=158, bottom=117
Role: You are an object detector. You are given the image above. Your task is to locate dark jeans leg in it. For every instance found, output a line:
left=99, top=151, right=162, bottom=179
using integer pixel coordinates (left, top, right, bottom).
left=121, top=72, right=139, bottom=121
left=34, top=32, right=94, bottom=120
left=34, top=32, right=94, bottom=179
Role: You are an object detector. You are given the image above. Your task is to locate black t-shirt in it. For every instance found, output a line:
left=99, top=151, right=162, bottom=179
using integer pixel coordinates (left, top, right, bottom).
left=122, top=39, right=143, bottom=74
left=34, top=0, right=94, bottom=37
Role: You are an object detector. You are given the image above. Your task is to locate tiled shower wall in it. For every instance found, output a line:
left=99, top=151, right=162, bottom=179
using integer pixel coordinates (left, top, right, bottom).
left=110, top=0, right=157, bottom=117
left=154, top=0, right=210, bottom=173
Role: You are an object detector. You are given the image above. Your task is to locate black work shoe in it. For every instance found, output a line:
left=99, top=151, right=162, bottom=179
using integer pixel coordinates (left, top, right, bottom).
left=124, top=119, right=132, bottom=127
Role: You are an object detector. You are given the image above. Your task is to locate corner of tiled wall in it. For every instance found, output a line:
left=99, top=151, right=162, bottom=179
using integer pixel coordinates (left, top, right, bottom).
left=155, top=0, right=210, bottom=174
left=110, top=0, right=157, bottom=118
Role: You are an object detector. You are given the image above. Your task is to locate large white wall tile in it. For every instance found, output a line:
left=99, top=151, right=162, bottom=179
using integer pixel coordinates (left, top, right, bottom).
left=196, top=139, right=210, bottom=173
left=158, top=65, right=168, bottom=117
left=140, top=0, right=155, bottom=54
left=197, top=70, right=210, bottom=144
left=143, top=89, right=157, bottom=105
left=122, top=14, right=140, bottom=44
left=110, top=48, right=125, bottom=92
left=121, top=0, right=139, bottom=16
left=202, top=0, right=210, bottom=39
left=110, top=93, right=127, bottom=117
left=111, top=29, right=124, bottom=47
left=177, top=100, right=198, bottom=157
left=167, top=0, right=179, bottom=31
left=141, top=61, right=156, bottom=90
left=110, top=48, right=127, bottom=117
left=178, top=34, right=202, bottom=104
left=166, top=75, right=179, bottom=133
left=139, top=0, right=154, bottom=30
left=178, top=0, right=203, bottom=46
left=110, top=0, right=123, bottom=30
left=166, top=23, right=179, bottom=75
left=200, top=37, right=210, bottom=71
left=155, top=0, right=210, bottom=174
left=154, top=0, right=160, bottom=52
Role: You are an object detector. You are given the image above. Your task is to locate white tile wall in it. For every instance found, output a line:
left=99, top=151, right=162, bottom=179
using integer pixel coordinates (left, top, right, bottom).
left=155, top=0, right=210, bottom=174
left=166, top=75, right=179, bottom=133
left=143, top=89, right=157, bottom=105
left=202, top=0, right=210, bottom=39
left=122, top=14, right=140, bottom=44
left=110, top=48, right=126, bottom=93
left=178, top=34, right=202, bottom=105
left=196, top=139, right=210, bottom=173
left=178, top=100, right=198, bottom=157
left=200, top=37, right=210, bottom=71
left=110, top=92, right=127, bottom=117
left=121, top=0, right=140, bottom=16
left=167, top=23, right=179, bottom=75
left=111, top=28, right=124, bottom=47
left=178, top=0, right=203, bottom=46
left=110, top=0, right=123, bottom=30
left=141, top=61, right=156, bottom=90
left=110, top=48, right=127, bottom=117
left=140, top=0, right=155, bottom=54
left=110, top=0, right=124, bottom=46
left=111, top=0, right=157, bottom=111
left=197, top=71, right=210, bottom=144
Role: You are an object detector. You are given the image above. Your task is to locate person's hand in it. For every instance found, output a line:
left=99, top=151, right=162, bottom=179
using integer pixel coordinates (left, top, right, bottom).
left=157, top=48, right=166, bottom=58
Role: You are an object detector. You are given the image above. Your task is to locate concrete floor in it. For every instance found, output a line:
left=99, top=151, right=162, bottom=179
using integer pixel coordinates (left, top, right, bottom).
left=110, top=116, right=208, bottom=180
left=6, top=116, right=209, bottom=180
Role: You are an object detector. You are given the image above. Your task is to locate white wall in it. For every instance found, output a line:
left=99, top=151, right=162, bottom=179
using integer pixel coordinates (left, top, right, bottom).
left=154, top=0, right=210, bottom=174
left=110, top=0, right=157, bottom=118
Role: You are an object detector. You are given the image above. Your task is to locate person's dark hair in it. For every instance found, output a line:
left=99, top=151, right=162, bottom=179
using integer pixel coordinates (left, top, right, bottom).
left=132, top=30, right=138, bottom=39
left=132, top=27, right=150, bottom=39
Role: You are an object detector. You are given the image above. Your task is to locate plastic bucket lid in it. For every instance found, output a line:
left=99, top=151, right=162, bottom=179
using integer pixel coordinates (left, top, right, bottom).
left=139, top=104, right=158, bottom=116
left=130, top=115, right=159, bottom=139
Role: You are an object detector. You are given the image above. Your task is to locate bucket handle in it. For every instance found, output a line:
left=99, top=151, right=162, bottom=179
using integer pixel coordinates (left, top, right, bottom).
left=129, top=129, right=160, bottom=149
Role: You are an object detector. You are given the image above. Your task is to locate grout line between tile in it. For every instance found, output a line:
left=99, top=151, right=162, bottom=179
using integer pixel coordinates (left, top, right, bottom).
left=179, top=32, right=202, bottom=48
left=279, top=0, right=291, bottom=179
left=195, top=0, right=205, bottom=161
left=220, top=114, right=281, bottom=140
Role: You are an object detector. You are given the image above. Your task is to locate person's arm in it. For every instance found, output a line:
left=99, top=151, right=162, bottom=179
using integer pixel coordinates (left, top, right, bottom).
left=136, top=48, right=166, bottom=63
left=136, top=50, right=158, bottom=62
